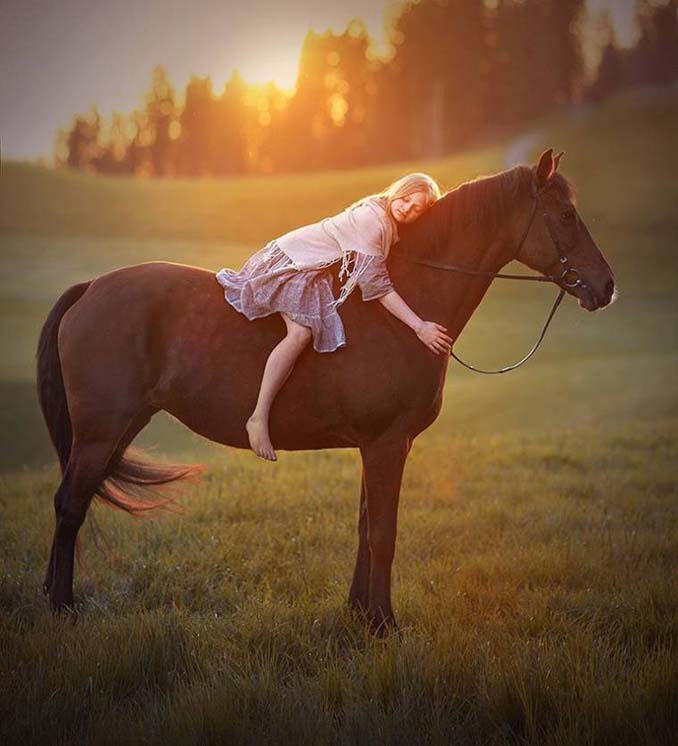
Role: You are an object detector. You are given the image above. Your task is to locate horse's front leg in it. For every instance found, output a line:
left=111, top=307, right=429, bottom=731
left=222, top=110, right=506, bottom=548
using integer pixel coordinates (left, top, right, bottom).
left=348, top=471, right=369, bottom=613
left=360, top=433, right=411, bottom=635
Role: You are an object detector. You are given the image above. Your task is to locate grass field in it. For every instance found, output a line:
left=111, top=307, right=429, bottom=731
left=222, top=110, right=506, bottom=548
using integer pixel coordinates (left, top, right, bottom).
left=1, top=88, right=676, bottom=744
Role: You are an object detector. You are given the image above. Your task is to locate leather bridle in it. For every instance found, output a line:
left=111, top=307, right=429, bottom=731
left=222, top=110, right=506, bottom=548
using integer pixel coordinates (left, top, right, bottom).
left=413, top=180, right=586, bottom=374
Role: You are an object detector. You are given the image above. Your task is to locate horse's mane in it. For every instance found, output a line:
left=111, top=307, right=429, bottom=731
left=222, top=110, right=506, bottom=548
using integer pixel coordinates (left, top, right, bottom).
left=396, top=165, right=576, bottom=260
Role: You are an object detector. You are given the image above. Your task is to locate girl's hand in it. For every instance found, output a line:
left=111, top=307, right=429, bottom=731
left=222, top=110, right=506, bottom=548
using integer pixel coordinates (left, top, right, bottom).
left=415, top=321, right=454, bottom=355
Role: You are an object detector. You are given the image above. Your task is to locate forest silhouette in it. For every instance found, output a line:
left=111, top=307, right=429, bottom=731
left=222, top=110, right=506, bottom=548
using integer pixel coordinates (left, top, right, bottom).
left=57, top=0, right=676, bottom=177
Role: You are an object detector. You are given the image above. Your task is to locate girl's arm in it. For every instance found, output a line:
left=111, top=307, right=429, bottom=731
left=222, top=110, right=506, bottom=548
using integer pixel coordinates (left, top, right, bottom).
left=378, top=290, right=454, bottom=355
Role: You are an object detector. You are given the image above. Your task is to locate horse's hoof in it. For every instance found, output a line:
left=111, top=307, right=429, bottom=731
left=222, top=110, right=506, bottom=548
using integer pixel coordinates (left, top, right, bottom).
left=50, top=598, right=78, bottom=624
left=370, top=621, right=396, bottom=638
left=348, top=596, right=369, bottom=617
left=368, top=613, right=399, bottom=638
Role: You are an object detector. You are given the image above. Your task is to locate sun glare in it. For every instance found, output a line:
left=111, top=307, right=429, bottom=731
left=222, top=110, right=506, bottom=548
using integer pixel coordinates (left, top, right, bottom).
left=224, top=40, right=302, bottom=91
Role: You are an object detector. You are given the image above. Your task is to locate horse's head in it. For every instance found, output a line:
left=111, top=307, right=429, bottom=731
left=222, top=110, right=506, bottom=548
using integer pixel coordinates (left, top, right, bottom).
left=516, top=148, right=616, bottom=311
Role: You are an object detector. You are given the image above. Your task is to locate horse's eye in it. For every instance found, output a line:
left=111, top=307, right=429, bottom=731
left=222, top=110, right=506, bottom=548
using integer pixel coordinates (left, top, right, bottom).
left=561, top=210, right=576, bottom=223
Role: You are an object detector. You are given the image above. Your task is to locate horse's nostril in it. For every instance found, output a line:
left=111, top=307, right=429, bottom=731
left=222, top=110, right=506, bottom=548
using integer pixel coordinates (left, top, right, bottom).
left=605, top=279, right=614, bottom=298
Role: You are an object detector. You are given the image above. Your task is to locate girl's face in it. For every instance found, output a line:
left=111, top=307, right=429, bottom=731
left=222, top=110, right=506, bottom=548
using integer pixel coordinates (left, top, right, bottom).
left=389, top=190, right=429, bottom=225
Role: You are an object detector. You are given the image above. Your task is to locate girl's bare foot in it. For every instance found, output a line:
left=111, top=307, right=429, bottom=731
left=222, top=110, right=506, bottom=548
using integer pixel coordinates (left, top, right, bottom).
left=246, top=414, right=277, bottom=461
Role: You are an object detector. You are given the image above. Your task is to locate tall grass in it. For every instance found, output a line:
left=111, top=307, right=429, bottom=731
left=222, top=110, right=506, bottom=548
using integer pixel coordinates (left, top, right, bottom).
left=1, top=88, right=676, bottom=744
left=1, top=423, right=675, bottom=744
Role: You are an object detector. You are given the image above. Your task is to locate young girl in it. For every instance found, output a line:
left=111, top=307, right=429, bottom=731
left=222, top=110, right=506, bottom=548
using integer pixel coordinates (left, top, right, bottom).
left=215, top=172, right=454, bottom=461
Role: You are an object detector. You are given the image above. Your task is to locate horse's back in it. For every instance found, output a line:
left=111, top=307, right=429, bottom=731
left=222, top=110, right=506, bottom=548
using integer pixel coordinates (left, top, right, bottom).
left=88, top=259, right=220, bottom=295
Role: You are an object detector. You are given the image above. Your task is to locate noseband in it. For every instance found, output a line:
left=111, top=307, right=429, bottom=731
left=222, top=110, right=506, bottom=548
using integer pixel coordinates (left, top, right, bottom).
left=413, top=180, right=586, bottom=374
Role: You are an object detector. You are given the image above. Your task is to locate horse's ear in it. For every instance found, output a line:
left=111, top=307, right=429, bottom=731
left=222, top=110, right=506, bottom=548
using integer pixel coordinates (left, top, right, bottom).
left=536, top=148, right=555, bottom=186
left=553, top=151, right=565, bottom=171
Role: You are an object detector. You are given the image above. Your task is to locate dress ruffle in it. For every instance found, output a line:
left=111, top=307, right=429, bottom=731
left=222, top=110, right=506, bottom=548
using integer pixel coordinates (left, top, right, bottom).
left=216, top=240, right=395, bottom=353
left=216, top=241, right=347, bottom=353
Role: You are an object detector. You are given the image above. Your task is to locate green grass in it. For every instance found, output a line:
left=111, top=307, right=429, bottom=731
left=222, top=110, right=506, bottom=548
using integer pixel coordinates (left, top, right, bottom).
left=1, top=425, right=676, bottom=744
left=0, top=88, right=676, bottom=744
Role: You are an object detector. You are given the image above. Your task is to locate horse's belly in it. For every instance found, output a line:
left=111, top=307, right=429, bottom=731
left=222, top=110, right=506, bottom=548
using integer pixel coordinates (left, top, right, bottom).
left=162, top=397, right=357, bottom=451
left=161, top=362, right=409, bottom=451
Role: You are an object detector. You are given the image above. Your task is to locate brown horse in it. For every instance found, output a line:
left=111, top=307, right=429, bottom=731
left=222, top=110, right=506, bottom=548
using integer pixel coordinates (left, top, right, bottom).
left=37, top=149, right=615, bottom=632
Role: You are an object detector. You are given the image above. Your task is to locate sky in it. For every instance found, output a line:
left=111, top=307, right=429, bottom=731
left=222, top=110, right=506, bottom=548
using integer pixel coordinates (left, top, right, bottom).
left=0, top=0, right=638, bottom=163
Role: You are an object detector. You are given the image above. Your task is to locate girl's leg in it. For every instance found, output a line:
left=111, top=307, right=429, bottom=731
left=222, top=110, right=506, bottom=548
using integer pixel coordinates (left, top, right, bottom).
left=246, top=313, right=313, bottom=461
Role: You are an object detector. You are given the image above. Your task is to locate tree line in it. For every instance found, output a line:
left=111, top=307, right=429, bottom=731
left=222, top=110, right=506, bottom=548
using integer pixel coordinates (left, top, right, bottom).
left=57, top=0, right=677, bottom=177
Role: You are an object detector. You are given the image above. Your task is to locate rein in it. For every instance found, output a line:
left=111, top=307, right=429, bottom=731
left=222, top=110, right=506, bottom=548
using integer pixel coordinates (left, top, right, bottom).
left=413, top=181, right=586, bottom=374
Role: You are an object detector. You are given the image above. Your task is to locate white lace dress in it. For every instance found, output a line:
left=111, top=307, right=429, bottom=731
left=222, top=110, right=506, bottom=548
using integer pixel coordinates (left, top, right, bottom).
left=215, top=240, right=394, bottom=353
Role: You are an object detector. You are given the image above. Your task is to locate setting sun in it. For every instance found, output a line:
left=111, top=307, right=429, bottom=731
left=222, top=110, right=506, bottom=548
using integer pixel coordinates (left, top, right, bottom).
left=219, top=36, right=303, bottom=91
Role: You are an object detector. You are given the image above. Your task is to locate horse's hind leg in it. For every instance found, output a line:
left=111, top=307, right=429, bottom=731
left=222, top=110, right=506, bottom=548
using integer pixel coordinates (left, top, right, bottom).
left=43, top=406, right=157, bottom=598
left=47, top=436, right=120, bottom=612
left=45, top=405, right=156, bottom=612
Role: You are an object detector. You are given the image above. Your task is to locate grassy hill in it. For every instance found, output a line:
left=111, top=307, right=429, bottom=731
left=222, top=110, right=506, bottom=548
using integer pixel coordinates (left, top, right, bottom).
left=0, top=88, right=676, bottom=745
left=1, top=88, right=677, bottom=467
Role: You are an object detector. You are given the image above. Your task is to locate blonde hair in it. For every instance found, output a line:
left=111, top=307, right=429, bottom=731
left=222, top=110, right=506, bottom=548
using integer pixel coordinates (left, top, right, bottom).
left=350, top=172, right=441, bottom=213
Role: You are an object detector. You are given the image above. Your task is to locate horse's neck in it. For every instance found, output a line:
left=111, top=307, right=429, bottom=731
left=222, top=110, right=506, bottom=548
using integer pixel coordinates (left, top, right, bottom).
left=447, top=237, right=512, bottom=339
left=392, top=221, right=514, bottom=339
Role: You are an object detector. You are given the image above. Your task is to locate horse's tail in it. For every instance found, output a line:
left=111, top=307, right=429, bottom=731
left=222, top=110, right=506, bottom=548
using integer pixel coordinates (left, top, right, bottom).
left=36, top=281, right=92, bottom=473
left=36, top=280, right=206, bottom=518
left=94, top=445, right=207, bottom=518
